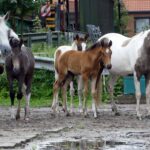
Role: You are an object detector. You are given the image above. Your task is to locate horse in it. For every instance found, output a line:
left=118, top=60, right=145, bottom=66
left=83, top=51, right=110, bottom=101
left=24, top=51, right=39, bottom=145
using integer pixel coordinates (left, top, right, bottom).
left=99, top=30, right=150, bottom=120
left=5, top=37, right=35, bottom=120
left=52, top=34, right=88, bottom=114
left=0, top=12, right=19, bottom=57
left=52, top=38, right=112, bottom=118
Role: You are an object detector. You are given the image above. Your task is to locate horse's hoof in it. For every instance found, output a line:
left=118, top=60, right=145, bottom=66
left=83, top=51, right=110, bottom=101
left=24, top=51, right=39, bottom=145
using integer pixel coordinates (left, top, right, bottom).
left=145, top=115, right=150, bottom=119
left=115, top=112, right=120, bottom=116
left=24, top=117, right=30, bottom=122
left=66, top=112, right=70, bottom=117
left=136, top=115, right=142, bottom=120
left=16, top=115, right=20, bottom=120
left=84, top=113, right=89, bottom=118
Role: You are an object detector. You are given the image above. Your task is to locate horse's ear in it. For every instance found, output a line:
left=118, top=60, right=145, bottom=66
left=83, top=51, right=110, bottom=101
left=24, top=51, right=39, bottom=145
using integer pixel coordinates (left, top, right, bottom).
left=100, top=38, right=105, bottom=47
left=109, top=40, right=112, bottom=47
left=19, top=39, right=23, bottom=47
left=74, top=34, right=79, bottom=40
left=84, top=34, right=89, bottom=41
left=3, top=11, right=10, bottom=21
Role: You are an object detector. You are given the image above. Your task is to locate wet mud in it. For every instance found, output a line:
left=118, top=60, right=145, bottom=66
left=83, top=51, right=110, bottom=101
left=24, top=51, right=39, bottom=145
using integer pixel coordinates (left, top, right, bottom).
left=0, top=104, right=150, bottom=150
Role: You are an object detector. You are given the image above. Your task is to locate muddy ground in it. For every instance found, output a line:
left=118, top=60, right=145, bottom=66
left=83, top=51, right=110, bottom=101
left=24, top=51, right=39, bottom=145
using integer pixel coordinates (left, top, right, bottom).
left=0, top=104, right=150, bottom=150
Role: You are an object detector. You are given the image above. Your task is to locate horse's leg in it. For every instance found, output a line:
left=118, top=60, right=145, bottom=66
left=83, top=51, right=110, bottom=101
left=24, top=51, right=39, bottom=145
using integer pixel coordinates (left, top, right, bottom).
left=24, top=76, right=33, bottom=121
left=108, top=75, right=119, bottom=115
left=52, top=80, right=60, bottom=115
left=62, top=79, right=70, bottom=116
left=145, top=74, right=150, bottom=118
left=69, top=81, right=75, bottom=114
left=51, top=70, right=59, bottom=113
left=8, top=78, right=15, bottom=119
left=77, top=75, right=83, bottom=113
left=134, top=72, right=142, bottom=120
left=91, top=76, right=99, bottom=118
left=52, top=73, right=66, bottom=114
left=16, top=77, right=24, bottom=120
left=82, top=74, right=89, bottom=117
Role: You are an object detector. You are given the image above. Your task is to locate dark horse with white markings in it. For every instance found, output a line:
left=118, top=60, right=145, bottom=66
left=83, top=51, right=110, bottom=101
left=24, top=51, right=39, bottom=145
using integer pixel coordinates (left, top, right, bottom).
left=5, top=38, right=35, bottom=120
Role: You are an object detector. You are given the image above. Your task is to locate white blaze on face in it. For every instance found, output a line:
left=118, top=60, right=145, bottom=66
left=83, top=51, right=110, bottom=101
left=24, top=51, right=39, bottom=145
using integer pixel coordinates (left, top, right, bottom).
left=13, top=57, right=20, bottom=70
left=81, top=43, right=86, bottom=51
left=106, top=48, right=110, bottom=54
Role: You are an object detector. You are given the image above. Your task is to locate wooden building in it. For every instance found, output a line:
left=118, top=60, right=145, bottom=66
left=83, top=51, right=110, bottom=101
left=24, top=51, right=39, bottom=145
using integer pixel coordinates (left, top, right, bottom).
left=123, top=0, right=150, bottom=36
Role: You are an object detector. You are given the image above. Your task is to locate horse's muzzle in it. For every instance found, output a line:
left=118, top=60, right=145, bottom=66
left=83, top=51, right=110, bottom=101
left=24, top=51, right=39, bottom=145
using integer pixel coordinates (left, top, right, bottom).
left=106, top=64, right=112, bottom=69
left=13, top=68, right=20, bottom=75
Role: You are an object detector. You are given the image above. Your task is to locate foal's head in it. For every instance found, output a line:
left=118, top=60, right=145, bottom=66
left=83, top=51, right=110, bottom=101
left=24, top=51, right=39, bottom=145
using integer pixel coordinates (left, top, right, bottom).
left=99, top=38, right=112, bottom=69
left=9, top=38, right=23, bottom=74
left=72, top=34, right=88, bottom=51
left=9, top=38, right=23, bottom=54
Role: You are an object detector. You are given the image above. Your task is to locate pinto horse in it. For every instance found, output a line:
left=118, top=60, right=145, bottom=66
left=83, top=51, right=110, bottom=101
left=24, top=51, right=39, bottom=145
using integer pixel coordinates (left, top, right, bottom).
left=5, top=38, right=35, bottom=120
left=0, top=12, right=19, bottom=57
left=52, top=34, right=88, bottom=113
left=53, top=38, right=112, bottom=118
left=99, top=30, right=150, bottom=120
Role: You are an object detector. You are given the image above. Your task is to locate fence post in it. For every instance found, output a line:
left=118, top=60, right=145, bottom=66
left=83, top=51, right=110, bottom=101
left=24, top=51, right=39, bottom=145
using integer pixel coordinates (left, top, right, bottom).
left=27, top=35, right=32, bottom=48
left=47, top=30, right=52, bottom=46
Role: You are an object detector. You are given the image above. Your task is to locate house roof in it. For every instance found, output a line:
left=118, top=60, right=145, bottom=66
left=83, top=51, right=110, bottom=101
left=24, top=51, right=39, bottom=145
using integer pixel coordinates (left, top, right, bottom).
left=123, top=0, right=150, bottom=12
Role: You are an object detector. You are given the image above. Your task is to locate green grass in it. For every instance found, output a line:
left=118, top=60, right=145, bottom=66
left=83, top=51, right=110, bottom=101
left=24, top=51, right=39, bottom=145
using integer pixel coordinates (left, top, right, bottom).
left=31, top=42, right=57, bottom=57
left=0, top=42, right=124, bottom=108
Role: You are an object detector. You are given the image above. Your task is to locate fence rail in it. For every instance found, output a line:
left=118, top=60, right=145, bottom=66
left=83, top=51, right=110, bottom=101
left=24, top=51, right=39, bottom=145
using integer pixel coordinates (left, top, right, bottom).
left=19, top=31, right=63, bottom=47
left=0, top=56, right=54, bottom=71
left=0, top=55, right=109, bottom=74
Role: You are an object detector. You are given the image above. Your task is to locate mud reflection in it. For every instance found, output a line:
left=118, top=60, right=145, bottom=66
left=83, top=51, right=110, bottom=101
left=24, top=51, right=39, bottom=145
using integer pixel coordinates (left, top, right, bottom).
left=38, top=139, right=146, bottom=150
left=39, top=140, right=103, bottom=150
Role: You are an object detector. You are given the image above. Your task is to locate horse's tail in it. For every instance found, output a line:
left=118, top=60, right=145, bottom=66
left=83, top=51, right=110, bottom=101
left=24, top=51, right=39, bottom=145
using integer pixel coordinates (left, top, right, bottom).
left=54, top=50, right=61, bottom=80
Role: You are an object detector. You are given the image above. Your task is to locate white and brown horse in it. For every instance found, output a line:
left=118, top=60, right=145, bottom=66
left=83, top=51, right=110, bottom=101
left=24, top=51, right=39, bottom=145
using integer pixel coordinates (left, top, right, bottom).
left=99, top=30, right=150, bottom=119
left=52, top=34, right=88, bottom=113
left=52, top=38, right=112, bottom=118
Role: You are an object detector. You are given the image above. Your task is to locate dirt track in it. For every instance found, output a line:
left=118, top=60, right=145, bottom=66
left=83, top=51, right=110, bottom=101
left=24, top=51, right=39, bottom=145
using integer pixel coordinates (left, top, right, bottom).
left=0, top=104, right=150, bottom=150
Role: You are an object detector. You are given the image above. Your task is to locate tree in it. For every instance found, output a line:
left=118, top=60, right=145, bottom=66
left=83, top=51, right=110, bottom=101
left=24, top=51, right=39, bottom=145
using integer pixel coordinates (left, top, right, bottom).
left=114, top=0, right=129, bottom=34
left=0, top=0, right=40, bottom=37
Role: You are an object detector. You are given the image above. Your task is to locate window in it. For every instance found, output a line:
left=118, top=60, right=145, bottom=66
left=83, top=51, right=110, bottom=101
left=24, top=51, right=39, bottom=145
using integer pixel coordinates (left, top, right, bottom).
left=135, top=18, right=150, bottom=33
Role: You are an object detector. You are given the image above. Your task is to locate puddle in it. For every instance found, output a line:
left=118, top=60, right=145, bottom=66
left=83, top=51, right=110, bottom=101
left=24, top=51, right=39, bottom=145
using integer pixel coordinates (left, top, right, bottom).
left=26, top=138, right=147, bottom=150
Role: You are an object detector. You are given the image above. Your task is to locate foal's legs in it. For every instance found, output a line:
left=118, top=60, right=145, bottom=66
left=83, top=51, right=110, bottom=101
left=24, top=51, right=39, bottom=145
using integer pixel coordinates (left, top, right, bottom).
left=69, top=81, right=75, bottom=113
left=62, top=78, right=71, bottom=116
left=82, top=74, right=89, bottom=117
left=134, top=72, right=142, bottom=120
left=51, top=70, right=59, bottom=113
left=8, top=78, right=15, bottom=119
left=52, top=73, right=67, bottom=114
left=91, top=76, right=99, bottom=118
left=69, top=75, right=83, bottom=114
left=24, top=76, right=33, bottom=120
left=108, top=75, right=119, bottom=115
left=77, top=75, right=83, bottom=113
left=145, top=74, right=150, bottom=117
left=16, top=77, right=24, bottom=120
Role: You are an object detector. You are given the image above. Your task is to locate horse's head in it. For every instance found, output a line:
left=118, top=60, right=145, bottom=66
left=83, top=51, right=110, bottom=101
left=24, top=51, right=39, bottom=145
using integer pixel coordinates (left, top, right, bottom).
left=72, top=34, right=88, bottom=51
left=99, top=38, right=112, bottom=69
left=0, top=12, right=19, bottom=57
left=9, top=38, right=23, bottom=74
left=9, top=38, right=23, bottom=54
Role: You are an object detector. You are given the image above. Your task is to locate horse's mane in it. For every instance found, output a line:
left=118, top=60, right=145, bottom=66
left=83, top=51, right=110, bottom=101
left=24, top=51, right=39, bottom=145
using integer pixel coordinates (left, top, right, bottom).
left=86, top=41, right=101, bottom=51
